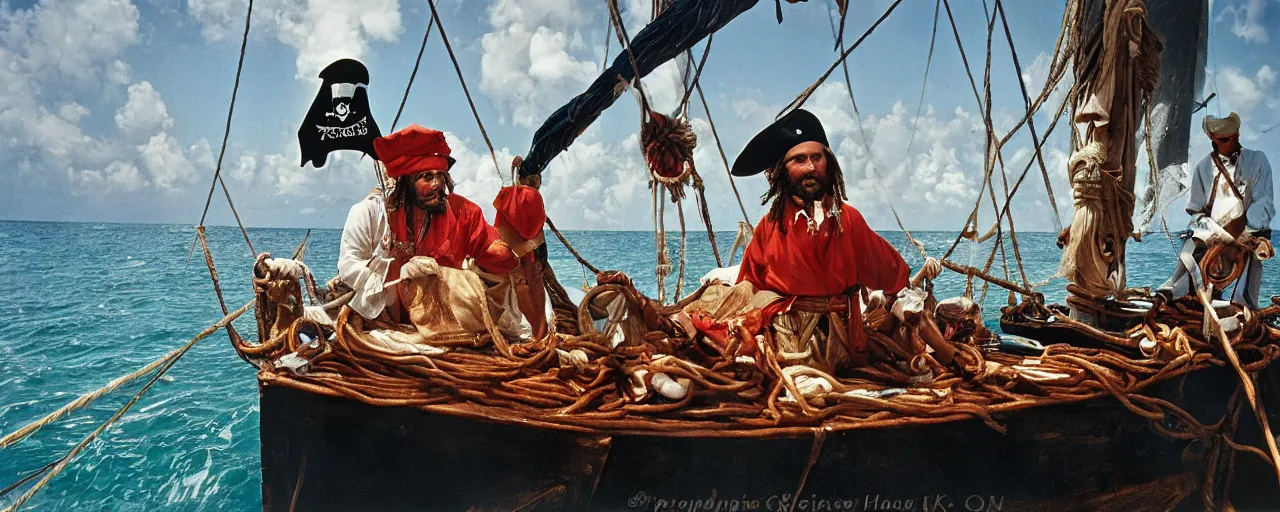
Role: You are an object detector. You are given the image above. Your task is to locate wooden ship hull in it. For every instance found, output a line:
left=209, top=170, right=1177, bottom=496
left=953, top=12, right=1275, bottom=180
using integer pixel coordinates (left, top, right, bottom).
left=256, top=363, right=1280, bottom=511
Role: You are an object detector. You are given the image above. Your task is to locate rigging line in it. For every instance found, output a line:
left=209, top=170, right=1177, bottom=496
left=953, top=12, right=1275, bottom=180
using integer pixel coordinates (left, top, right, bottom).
left=606, top=0, right=651, bottom=109
left=390, top=9, right=436, bottom=132
left=695, top=82, right=752, bottom=225
left=0, top=461, right=57, bottom=500
left=995, top=0, right=1063, bottom=234
left=836, top=42, right=926, bottom=258
left=0, top=301, right=255, bottom=512
left=601, top=17, right=612, bottom=73
left=983, top=83, right=1076, bottom=257
left=546, top=217, right=601, bottom=275
left=976, top=0, right=1016, bottom=296
left=192, top=0, right=256, bottom=259
left=778, top=0, right=906, bottom=118
left=676, top=35, right=713, bottom=116
left=360, top=9, right=437, bottom=197
left=902, top=0, right=942, bottom=160
left=823, top=3, right=925, bottom=257
left=426, top=0, right=503, bottom=184
left=937, top=0, right=1018, bottom=262
left=985, top=0, right=1030, bottom=291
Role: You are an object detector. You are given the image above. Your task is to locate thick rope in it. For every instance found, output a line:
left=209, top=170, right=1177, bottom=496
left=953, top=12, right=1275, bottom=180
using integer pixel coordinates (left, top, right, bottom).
left=0, top=461, right=57, bottom=501
left=0, top=300, right=254, bottom=512
left=196, top=226, right=245, bottom=348
left=1196, top=286, right=1280, bottom=484
left=606, top=0, right=651, bottom=110
left=675, top=197, right=688, bottom=300
left=546, top=217, right=601, bottom=275
left=390, top=10, right=435, bottom=131
left=693, top=177, right=724, bottom=267
left=192, top=0, right=255, bottom=259
left=0, top=299, right=256, bottom=450
left=425, top=0, right=503, bottom=183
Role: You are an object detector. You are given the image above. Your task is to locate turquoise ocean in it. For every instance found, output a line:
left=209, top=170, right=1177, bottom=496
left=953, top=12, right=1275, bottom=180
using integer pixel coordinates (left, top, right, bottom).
left=2, top=220, right=1277, bottom=510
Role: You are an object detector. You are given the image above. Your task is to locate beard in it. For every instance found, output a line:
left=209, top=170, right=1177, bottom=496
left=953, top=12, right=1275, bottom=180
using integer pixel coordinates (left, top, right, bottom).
left=788, top=172, right=828, bottom=202
left=411, top=189, right=448, bottom=214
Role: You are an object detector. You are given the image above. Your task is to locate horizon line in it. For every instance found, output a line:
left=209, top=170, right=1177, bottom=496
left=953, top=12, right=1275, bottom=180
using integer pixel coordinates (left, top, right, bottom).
left=0, top=217, right=1070, bottom=234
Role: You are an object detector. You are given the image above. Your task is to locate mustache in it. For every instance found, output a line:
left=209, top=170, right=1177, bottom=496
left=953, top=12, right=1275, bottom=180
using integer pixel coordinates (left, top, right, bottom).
left=795, top=172, right=823, bottom=184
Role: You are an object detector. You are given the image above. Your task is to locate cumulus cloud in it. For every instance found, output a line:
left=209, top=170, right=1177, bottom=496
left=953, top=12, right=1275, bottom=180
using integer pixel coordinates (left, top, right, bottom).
left=1221, top=0, right=1270, bottom=44
left=187, top=0, right=403, bottom=79
left=137, top=133, right=202, bottom=191
left=0, top=0, right=139, bottom=175
left=479, top=0, right=598, bottom=126
left=115, top=81, right=174, bottom=137
left=0, top=0, right=216, bottom=209
left=68, top=160, right=149, bottom=193
left=1215, top=65, right=1277, bottom=122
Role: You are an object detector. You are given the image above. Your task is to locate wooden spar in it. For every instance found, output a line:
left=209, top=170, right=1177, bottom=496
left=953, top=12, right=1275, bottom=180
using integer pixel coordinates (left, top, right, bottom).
left=940, top=258, right=1038, bottom=297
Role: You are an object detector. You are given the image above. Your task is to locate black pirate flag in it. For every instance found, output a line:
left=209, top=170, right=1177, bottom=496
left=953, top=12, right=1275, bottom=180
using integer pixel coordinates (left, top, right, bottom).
left=298, top=58, right=382, bottom=168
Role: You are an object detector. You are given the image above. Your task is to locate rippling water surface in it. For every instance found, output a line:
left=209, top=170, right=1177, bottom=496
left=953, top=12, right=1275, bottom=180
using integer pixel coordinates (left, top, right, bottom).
left=1, top=220, right=1276, bottom=510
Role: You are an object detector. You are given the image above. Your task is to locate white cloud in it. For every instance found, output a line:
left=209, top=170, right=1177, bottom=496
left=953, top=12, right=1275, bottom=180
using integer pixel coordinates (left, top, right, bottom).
left=106, top=59, right=131, bottom=86
left=0, top=0, right=139, bottom=175
left=1215, top=65, right=1277, bottom=119
left=230, top=154, right=258, bottom=181
left=68, top=160, right=149, bottom=193
left=187, top=0, right=403, bottom=80
left=1222, top=0, right=1270, bottom=44
left=137, top=133, right=200, bottom=191
left=57, top=102, right=91, bottom=124
left=479, top=0, right=598, bottom=126
left=115, top=81, right=174, bottom=137
left=18, top=0, right=141, bottom=83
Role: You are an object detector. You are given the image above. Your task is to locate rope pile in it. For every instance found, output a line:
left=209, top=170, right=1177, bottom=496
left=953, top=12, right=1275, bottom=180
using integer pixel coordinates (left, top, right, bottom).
left=248, top=271, right=1280, bottom=467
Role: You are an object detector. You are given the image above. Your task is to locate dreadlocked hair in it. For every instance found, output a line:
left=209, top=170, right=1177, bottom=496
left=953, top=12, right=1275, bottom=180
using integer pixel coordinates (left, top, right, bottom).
left=386, top=173, right=455, bottom=212
left=759, top=147, right=846, bottom=235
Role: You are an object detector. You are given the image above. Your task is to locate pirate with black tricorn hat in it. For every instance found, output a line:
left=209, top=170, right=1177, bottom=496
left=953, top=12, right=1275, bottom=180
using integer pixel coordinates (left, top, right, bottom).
left=688, top=108, right=957, bottom=373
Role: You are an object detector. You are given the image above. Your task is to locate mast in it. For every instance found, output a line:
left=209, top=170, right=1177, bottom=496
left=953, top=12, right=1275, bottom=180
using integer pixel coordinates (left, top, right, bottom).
left=1059, top=0, right=1163, bottom=323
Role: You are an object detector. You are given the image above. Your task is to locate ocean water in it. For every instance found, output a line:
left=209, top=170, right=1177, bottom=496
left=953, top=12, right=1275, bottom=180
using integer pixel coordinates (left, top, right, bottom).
left=0, top=220, right=1277, bottom=510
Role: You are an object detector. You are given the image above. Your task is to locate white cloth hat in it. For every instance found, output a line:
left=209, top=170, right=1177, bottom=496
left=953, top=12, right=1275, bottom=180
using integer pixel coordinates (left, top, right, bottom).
left=1203, top=112, right=1241, bottom=137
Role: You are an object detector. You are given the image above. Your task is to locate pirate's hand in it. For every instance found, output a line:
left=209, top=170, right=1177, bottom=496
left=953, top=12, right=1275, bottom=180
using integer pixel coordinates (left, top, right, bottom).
left=389, top=243, right=416, bottom=263
left=921, top=257, right=942, bottom=280
left=1191, top=215, right=1233, bottom=246
left=401, top=256, right=441, bottom=280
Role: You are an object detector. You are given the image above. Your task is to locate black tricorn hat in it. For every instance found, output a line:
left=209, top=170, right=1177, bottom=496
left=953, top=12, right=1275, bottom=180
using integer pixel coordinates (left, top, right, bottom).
left=731, top=108, right=830, bottom=177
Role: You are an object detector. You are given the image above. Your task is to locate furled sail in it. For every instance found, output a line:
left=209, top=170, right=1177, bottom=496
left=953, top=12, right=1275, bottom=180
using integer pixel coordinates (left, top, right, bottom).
left=1133, top=0, right=1208, bottom=235
left=1059, top=0, right=1163, bottom=319
left=514, top=0, right=762, bottom=179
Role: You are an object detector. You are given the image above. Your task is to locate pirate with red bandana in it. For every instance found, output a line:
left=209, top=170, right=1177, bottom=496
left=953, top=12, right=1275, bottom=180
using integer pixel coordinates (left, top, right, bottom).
left=337, top=124, right=541, bottom=327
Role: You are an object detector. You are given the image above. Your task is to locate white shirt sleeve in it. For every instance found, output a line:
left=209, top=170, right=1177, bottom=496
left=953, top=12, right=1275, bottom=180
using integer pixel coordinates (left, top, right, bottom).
left=1185, top=154, right=1212, bottom=220
left=338, top=195, right=393, bottom=319
left=1245, top=150, right=1274, bottom=233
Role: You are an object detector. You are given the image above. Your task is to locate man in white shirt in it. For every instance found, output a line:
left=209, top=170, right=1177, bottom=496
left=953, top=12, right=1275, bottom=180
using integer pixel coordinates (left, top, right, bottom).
left=1159, top=112, right=1274, bottom=309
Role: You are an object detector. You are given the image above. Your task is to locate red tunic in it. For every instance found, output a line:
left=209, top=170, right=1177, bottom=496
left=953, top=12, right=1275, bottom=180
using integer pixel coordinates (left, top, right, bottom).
left=387, top=194, right=517, bottom=280
left=737, top=199, right=910, bottom=359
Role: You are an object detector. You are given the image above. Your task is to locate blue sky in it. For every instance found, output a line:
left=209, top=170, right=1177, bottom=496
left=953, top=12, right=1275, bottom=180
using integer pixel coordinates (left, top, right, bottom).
left=0, top=0, right=1276, bottom=233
